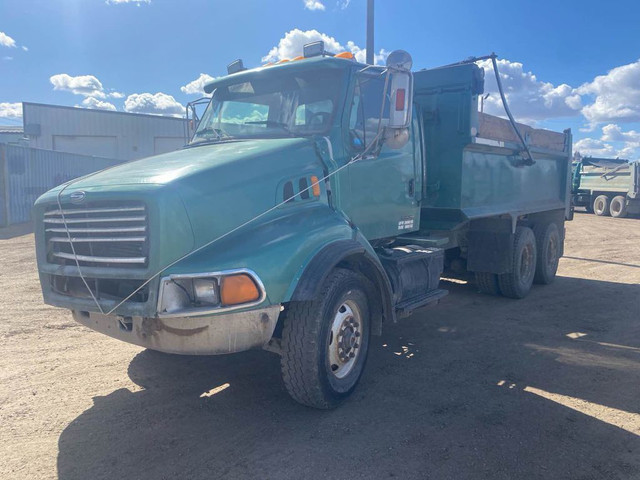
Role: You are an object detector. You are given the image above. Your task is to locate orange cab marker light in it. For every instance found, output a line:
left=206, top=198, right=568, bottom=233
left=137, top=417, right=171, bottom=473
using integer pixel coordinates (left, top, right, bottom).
left=220, top=274, right=260, bottom=306
left=276, top=58, right=290, bottom=64
left=310, top=176, right=321, bottom=197
left=335, top=51, right=354, bottom=60
left=292, top=56, right=305, bottom=61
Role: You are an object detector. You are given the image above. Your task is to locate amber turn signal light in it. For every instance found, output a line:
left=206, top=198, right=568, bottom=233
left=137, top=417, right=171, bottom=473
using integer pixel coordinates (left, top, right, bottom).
left=310, top=175, right=321, bottom=197
left=220, top=274, right=260, bottom=306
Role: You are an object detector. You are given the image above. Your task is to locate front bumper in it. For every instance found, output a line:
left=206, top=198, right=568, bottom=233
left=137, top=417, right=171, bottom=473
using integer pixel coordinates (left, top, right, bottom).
left=72, top=305, right=281, bottom=355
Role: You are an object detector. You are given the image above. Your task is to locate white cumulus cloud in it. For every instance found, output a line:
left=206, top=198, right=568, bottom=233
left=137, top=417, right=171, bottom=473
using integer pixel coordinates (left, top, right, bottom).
left=338, top=0, right=351, bottom=9
left=0, top=31, right=17, bottom=48
left=477, top=58, right=581, bottom=123
left=124, top=92, right=184, bottom=117
left=181, top=73, right=216, bottom=95
left=263, top=29, right=388, bottom=65
left=577, top=59, right=640, bottom=124
left=574, top=124, right=640, bottom=159
left=77, top=97, right=117, bottom=111
left=304, top=0, right=326, bottom=11
left=0, top=102, right=22, bottom=118
left=50, top=73, right=106, bottom=98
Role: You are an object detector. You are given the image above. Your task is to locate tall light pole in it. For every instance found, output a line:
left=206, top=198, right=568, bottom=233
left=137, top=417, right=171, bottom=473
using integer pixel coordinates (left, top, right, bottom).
left=366, top=0, right=374, bottom=64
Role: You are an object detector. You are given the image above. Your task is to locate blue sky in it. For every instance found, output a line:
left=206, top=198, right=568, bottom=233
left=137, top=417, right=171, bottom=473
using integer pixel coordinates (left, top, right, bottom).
left=1, top=0, right=640, bottom=159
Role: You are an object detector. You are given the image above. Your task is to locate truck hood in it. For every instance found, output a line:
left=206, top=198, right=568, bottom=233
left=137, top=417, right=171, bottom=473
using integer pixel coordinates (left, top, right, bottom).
left=64, top=138, right=313, bottom=188
left=34, top=136, right=328, bottom=268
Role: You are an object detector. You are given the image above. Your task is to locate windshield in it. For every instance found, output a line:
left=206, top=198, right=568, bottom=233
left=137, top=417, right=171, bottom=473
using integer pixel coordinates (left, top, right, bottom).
left=191, top=68, right=345, bottom=144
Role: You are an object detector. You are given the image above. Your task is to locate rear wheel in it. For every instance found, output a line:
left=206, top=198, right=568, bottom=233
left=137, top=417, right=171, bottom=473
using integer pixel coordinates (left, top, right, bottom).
left=498, top=226, right=537, bottom=299
left=610, top=195, right=628, bottom=218
left=475, top=272, right=501, bottom=295
left=593, top=195, right=610, bottom=216
left=281, top=269, right=370, bottom=409
left=533, top=223, right=560, bottom=285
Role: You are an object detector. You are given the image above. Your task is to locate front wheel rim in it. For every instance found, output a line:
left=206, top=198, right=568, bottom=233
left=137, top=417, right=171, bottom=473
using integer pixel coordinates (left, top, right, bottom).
left=328, top=300, right=363, bottom=379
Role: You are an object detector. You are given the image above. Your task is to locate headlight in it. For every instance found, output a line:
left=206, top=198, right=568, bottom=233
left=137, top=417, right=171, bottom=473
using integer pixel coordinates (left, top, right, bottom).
left=193, top=278, right=219, bottom=305
left=158, top=270, right=264, bottom=317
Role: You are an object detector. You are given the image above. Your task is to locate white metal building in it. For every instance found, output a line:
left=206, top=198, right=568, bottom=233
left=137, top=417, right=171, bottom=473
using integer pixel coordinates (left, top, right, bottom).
left=22, top=102, right=187, bottom=161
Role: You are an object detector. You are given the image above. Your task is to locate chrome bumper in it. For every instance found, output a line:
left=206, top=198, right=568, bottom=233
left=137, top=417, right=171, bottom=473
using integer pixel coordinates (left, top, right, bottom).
left=72, top=305, right=281, bottom=355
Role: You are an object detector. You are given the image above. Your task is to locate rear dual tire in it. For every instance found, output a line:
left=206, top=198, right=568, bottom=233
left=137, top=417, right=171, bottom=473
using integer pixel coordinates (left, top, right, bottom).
left=498, top=227, right=537, bottom=299
left=593, top=195, right=610, bottom=216
left=610, top=195, right=628, bottom=218
left=533, top=223, right=560, bottom=285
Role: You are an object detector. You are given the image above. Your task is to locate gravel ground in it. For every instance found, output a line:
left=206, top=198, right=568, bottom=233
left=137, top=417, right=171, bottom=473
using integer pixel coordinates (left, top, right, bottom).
left=1, top=212, right=639, bottom=480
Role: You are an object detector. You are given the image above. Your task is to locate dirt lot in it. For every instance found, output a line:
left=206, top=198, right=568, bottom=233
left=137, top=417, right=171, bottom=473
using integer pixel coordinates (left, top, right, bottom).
left=1, top=212, right=639, bottom=480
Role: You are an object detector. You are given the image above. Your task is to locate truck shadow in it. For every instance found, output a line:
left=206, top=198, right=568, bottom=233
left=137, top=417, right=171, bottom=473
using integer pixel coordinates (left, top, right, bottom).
left=57, top=276, right=640, bottom=480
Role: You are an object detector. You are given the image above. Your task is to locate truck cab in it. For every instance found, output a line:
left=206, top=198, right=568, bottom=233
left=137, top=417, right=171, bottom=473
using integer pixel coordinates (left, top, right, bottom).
left=34, top=45, right=572, bottom=409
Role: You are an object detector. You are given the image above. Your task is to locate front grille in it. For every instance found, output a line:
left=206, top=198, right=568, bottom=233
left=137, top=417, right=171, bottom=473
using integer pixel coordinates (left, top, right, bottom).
left=45, top=201, right=149, bottom=269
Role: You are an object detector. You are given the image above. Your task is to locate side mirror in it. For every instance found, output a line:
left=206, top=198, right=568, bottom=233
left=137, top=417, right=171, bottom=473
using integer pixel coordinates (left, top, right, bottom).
left=386, top=50, right=413, bottom=130
left=384, top=50, right=413, bottom=148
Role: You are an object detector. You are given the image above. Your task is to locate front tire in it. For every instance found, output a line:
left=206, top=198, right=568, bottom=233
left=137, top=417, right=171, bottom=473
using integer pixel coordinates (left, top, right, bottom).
left=498, top=226, right=537, bottom=299
left=281, top=269, right=370, bottom=409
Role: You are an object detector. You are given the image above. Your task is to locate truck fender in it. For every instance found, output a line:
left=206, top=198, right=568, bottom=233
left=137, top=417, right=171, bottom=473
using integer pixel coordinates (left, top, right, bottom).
left=289, top=239, right=395, bottom=335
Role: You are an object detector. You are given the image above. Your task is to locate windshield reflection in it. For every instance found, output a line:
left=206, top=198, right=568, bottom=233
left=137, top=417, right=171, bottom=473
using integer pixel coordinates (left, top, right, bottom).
left=190, top=68, right=344, bottom=144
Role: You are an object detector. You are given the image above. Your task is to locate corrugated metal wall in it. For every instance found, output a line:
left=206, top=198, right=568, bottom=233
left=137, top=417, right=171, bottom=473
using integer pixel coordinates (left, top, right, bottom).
left=23, top=103, right=187, bottom=161
left=0, top=144, right=122, bottom=226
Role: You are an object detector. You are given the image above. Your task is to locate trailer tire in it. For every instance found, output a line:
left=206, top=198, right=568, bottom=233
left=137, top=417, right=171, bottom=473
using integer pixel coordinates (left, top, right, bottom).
left=593, top=195, right=610, bottom=216
left=533, top=223, right=560, bottom=285
left=610, top=195, right=628, bottom=218
left=280, top=268, right=370, bottom=409
left=475, top=272, right=501, bottom=295
left=498, top=227, right=537, bottom=299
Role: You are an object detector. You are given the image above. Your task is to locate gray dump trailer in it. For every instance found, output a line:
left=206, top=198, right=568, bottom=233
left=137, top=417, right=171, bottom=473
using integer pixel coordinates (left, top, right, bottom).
left=572, top=157, right=640, bottom=217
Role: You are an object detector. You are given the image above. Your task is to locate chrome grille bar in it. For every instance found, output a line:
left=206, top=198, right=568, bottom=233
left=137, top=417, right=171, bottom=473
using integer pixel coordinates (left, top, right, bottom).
left=46, top=226, right=146, bottom=233
left=49, top=236, right=146, bottom=243
left=52, top=252, right=147, bottom=264
left=45, top=207, right=145, bottom=216
left=44, top=216, right=146, bottom=224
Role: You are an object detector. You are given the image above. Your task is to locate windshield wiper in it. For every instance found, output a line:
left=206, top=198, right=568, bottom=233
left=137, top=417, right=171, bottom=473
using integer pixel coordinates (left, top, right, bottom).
left=193, top=127, right=232, bottom=142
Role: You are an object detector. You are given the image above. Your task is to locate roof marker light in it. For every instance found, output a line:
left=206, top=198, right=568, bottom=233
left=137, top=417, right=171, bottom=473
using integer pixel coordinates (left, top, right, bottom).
left=335, top=51, right=354, bottom=60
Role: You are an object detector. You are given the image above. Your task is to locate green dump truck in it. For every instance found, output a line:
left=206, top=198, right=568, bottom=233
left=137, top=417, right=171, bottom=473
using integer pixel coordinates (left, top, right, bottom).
left=34, top=45, right=572, bottom=408
left=572, top=157, right=640, bottom=217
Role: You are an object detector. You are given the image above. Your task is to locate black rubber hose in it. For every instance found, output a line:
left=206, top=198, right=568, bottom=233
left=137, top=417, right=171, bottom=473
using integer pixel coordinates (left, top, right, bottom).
left=490, top=53, right=535, bottom=165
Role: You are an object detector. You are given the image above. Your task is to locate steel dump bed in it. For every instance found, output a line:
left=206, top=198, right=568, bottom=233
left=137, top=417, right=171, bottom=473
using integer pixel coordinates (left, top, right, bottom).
left=412, top=63, right=572, bottom=232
